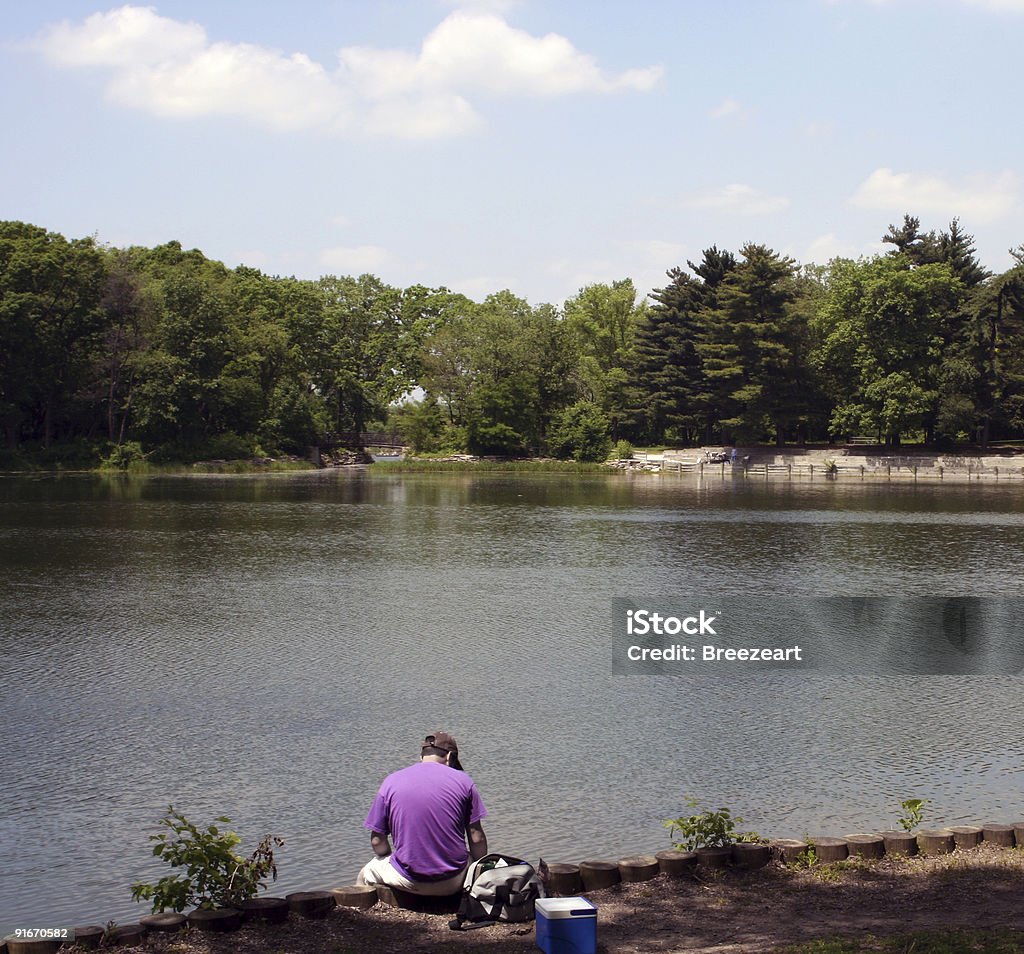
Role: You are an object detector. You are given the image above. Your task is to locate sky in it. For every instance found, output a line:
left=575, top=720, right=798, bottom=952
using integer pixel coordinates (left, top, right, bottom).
left=1, top=0, right=1022, bottom=306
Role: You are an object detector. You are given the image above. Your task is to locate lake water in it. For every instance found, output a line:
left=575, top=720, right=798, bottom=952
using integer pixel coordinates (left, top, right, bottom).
left=2, top=468, right=1023, bottom=929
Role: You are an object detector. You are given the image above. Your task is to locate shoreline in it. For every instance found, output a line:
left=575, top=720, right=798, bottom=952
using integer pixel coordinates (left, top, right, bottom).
left=10, top=838, right=1024, bottom=954
left=6, top=438, right=1024, bottom=479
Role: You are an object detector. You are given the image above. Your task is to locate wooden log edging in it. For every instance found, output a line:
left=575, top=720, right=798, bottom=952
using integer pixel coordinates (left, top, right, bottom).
left=917, top=829, right=956, bottom=855
left=547, top=862, right=584, bottom=895
left=695, top=846, right=732, bottom=870
left=187, top=908, right=244, bottom=933
left=880, top=831, right=918, bottom=856
left=618, top=856, right=661, bottom=882
left=238, top=896, right=292, bottom=922
left=655, top=849, right=697, bottom=877
left=69, top=927, right=104, bottom=950
left=947, top=825, right=983, bottom=850
left=731, top=842, right=771, bottom=869
left=579, top=860, right=621, bottom=891
left=770, top=838, right=808, bottom=864
left=286, top=891, right=337, bottom=919
left=844, top=833, right=885, bottom=860
left=330, top=885, right=378, bottom=910
left=808, top=837, right=848, bottom=863
left=106, top=924, right=147, bottom=946
left=982, top=823, right=1016, bottom=848
left=139, top=912, right=186, bottom=933
left=15, top=814, right=1024, bottom=939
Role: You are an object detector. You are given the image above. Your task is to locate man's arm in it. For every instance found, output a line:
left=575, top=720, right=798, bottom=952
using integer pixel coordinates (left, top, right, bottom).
left=370, top=830, right=392, bottom=857
left=467, top=821, right=487, bottom=861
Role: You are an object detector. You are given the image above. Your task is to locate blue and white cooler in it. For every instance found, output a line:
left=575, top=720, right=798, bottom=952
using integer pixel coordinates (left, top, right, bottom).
left=535, top=896, right=598, bottom=954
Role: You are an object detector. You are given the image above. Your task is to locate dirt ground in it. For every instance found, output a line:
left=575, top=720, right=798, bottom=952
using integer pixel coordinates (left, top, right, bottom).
left=89, top=844, right=1024, bottom=954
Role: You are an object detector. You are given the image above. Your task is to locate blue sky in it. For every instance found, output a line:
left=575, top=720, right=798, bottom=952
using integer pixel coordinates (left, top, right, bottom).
left=2, top=0, right=1021, bottom=305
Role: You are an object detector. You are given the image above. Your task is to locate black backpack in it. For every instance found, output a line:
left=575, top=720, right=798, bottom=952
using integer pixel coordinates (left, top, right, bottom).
left=449, top=853, right=546, bottom=930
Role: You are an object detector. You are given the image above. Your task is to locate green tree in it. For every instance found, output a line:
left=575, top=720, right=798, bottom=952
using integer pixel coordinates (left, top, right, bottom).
left=462, top=292, right=570, bottom=455
left=813, top=255, right=964, bottom=444
left=548, top=400, right=612, bottom=461
left=95, top=249, right=157, bottom=444
left=564, top=280, right=645, bottom=435
left=629, top=247, right=737, bottom=444
left=0, top=221, right=106, bottom=449
left=697, top=243, right=806, bottom=444
left=312, top=274, right=414, bottom=440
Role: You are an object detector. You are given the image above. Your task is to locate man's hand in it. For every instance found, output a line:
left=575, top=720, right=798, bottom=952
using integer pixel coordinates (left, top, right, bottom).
left=467, top=821, right=488, bottom=861
left=370, top=830, right=392, bottom=858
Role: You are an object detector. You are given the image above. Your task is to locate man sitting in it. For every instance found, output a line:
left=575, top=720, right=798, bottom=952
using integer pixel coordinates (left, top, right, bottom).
left=357, top=731, right=488, bottom=895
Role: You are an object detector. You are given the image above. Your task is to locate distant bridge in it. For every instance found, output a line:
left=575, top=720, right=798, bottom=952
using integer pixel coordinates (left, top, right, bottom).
left=327, top=431, right=409, bottom=453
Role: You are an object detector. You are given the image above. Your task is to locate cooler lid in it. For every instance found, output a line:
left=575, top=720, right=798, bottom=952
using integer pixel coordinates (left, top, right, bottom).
left=535, top=896, right=597, bottom=919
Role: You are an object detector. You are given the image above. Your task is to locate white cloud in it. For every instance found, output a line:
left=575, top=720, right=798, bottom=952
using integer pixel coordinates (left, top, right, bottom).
left=32, top=5, right=662, bottom=139
left=709, top=97, right=744, bottom=120
left=543, top=240, right=693, bottom=303
left=850, top=167, right=1018, bottom=223
left=680, top=183, right=790, bottom=216
left=341, top=11, right=662, bottom=98
left=797, top=233, right=884, bottom=264
left=319, top=245, right=394, bottom=273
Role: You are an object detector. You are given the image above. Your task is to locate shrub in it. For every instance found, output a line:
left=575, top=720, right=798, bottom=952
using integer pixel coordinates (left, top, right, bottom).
left=100, top=441, right=147, bottom=470
left=548, top=401, right=612, bottom=462
left=896, top=798, right=929, bottom=832
left=663, top=797, right=760, bottom=850
left=131, top=806, right=283, bottom=912
left=612, top=439, right=633, bottom=460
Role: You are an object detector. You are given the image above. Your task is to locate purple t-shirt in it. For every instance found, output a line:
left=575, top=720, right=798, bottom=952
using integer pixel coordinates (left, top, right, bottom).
left=363, top=761, right=487, bottom=881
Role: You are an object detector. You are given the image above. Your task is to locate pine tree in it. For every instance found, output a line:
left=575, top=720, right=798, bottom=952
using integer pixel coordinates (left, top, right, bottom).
left=697, top=244, right=804, bottom=444
left=628, top=247, right=736, bottom=443
left=937, top=218, right=989, bottom=288
left=882, top=214, right=942, bottom=266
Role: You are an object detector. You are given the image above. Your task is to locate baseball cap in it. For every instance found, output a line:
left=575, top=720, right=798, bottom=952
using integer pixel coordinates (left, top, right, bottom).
left=422, top=732, right=463, bottom=770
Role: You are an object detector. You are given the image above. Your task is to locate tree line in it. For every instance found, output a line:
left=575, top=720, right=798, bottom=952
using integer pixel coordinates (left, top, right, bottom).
left=2, top=216, right=1024, bottom=466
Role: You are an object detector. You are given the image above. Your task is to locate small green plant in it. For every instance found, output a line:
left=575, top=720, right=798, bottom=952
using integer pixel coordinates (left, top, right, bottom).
left=612, top=439, right=634, bottom=460
left=131, top=806, right=283, bottom=912
left=663, top=797, right=760, bottom=850
left=896, top=798, right=929, bottom=832
left=99, top=441, right=148, bottom=471
left=790, top=837, right=819, bottom=869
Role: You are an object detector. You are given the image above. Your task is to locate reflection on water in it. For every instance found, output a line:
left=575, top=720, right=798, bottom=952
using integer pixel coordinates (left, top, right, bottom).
left=2, top=471, right=1024, bottom=927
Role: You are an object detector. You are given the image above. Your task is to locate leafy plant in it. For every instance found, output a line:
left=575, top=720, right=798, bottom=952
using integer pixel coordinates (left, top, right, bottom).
left=99, top=441, right=147, bottom=471
left=131, top=806, right=283, bottom=912
left=896, top=798, right=929, bottom=832
left=547, top=401, right=612, bottom=462
left=663, top=796, right=760, bottom=850
left=790, top=837, right=818, bottom=869
left=612, top=439, right=634, bottom=460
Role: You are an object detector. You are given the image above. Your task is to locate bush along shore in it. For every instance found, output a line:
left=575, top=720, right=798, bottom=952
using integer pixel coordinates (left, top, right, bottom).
left=8, top=818, right=1024, bottom=954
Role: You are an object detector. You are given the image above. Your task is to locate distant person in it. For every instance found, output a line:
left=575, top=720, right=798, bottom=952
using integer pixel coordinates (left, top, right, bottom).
left=356, top=732, right=488, bottom=895
left=730, top=448, right=738, bottom=465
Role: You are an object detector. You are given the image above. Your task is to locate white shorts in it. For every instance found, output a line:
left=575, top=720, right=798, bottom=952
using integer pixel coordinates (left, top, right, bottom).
left=356, top=856, right=466, bottom=896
